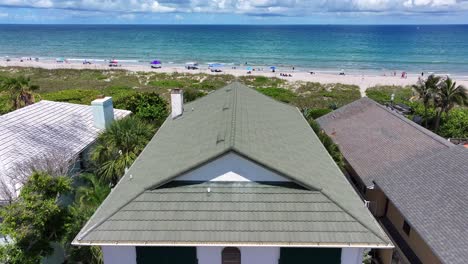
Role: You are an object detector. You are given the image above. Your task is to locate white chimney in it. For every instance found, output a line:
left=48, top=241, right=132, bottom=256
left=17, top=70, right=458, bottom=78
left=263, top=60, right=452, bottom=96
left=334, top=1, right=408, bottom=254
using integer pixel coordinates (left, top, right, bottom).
left=91, top=96, right=115, bottom=129
left=171, top=89, right=184, bottom=119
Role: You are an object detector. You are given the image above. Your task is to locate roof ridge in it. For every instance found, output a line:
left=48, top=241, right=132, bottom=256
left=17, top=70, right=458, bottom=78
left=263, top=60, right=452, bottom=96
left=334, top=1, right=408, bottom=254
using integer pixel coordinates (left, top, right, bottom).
left=229, top=83, right=238, bottom=148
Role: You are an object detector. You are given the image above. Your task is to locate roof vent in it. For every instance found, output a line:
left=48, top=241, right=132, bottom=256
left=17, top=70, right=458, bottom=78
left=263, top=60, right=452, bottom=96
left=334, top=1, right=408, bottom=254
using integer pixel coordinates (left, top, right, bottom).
left=216, top=133, right=225, bottom=144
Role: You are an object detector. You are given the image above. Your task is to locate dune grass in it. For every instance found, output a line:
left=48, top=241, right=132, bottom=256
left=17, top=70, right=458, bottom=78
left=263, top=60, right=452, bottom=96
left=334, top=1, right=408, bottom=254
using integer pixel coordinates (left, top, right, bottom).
left=366, top=85, right=414, bottom=104
left=0, top=67, right=362, bottom=116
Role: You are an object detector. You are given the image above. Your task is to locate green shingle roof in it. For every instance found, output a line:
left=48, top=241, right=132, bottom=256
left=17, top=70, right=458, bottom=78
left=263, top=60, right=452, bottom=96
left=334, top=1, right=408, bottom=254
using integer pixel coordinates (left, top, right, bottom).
left=81, top=182, right=387, bottom=246
left=74, top=82, right=391, bottom=247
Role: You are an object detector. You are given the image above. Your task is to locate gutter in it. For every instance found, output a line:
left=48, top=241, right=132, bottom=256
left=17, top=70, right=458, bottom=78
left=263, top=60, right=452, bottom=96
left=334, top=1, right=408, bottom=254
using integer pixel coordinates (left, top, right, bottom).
left=72, top=241, right=394, bottom=249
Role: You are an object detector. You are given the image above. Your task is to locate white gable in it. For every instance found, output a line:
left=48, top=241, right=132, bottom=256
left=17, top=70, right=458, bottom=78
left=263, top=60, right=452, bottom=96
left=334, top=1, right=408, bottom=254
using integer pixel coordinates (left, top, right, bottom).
left=175, top=152, right=290, bottom=182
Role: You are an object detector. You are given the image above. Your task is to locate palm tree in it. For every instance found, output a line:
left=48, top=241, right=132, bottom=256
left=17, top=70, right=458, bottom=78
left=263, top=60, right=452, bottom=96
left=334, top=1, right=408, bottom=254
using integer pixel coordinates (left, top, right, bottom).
left=412, top=74, right=440, bottom=128
left=433, top=77, right=468, bottom=131
left=75, top=173, right=110, bottom=208
left=0, top=76, right=40, bottom=109
left=91, top=116, right=155, bottom=185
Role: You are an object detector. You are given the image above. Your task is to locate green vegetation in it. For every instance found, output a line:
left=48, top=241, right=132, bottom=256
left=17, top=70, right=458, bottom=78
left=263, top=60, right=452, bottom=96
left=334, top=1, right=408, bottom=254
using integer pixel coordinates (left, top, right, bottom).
left=294, top=82, right=361, bottom=110
left=114, top=92, right=168, bottom=125
left=308, top=119, right=345, bottom=170
left=239, top=75, right=285, bottom=88
left=305, top=108, right=333, bottom=119
left=64, top=174, right=110, bottom=264
left=0, top=76, right=40, bottom=110
left=257, top=87, right=297, bottom=103
left=41, top=89, right=101, bottom=104
left=365, top=85, right=414, bottom=104
left=0, top=172, right=72, bottom=264
left=91, top=116, right=156, bottom=186
left=433, top=78, right=468, bottom=131
left=367, top=76, right=468, bottom=138
left=0, top=68, right=361, bottom=117
left=412, top=75, right=441, bottom=128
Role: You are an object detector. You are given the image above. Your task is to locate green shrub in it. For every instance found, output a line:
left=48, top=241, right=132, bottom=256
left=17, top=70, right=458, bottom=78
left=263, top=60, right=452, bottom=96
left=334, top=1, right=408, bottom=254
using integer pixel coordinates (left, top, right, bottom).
left=149, top=79, right=185, bottom=88
left=257, top=87, right=297, bottom=103
left=114, top=92, right=168, bottom=125
left=294, top=82, right=360, bottom=110
left=306, top=108, right=332, bottom=119
left=41, top=89, right=101, bottom=104
left=438, top=109, right=468, bottom=138
left=184, top=88, right=207, bottom=103
left=308, top=119, right=345, bottom=170
left=239, top=75, right=285, bottom=88
left=366, top=85, right=413, bottom=104
left=102, top=85, right=135, bottom=101
left=0, top=94, right=11, bottom=114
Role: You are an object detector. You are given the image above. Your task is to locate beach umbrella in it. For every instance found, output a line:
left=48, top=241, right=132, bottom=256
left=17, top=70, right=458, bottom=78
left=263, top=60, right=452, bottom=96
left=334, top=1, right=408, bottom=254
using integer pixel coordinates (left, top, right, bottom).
left=270, top=66, right=276, bottom=70
left=151, top=60, right=161, bottom=65
left=209, top=63, right=223, bottom=68
left=56, top=57, right=65, bottom=62
left=246, top=66, right=253, bottom=71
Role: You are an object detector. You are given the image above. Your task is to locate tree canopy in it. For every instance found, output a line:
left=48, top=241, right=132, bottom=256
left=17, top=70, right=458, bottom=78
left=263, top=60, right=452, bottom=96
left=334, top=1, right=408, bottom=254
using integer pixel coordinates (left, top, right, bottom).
left=0, top=172, right=71, bottom=264
left=114, top=92, right=168, bottom=125
left=0, top=76, right=39, bottom=110
left=91, top=116, right=155, bottom=186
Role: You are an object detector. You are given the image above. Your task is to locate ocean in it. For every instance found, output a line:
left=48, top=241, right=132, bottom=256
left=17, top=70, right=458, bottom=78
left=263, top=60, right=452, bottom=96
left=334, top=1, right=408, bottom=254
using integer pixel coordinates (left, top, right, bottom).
left=0, top=24, right=467, bottom=75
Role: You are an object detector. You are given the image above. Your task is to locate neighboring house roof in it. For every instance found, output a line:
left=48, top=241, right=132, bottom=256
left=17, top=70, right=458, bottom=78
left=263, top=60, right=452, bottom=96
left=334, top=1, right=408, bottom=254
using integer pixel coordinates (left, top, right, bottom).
left=74, top=82, right=391, bottom=247
left=0, top=100, right=131, bottom=198
left=375, top=147, right=468, bottom=264
left=317, top=97, right=468, bottom=264
left=316, top=97, right=452, bottom=186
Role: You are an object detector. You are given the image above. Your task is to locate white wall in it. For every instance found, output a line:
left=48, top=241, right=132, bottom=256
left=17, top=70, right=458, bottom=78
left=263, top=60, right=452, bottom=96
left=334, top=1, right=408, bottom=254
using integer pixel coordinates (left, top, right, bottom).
left=341, top=248, right=365, bottom=264
left=176, top=152, right=290, bottom=182
left=197, top=247, right=280, bottom=264
left=102, top=246, right=136, bottom=264
left=101, top=246, right=366, bottom=264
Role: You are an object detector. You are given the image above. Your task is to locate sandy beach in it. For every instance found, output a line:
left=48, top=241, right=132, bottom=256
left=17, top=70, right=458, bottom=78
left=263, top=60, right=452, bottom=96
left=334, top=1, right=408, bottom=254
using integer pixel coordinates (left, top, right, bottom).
left=2, top=60, right=468, bottom=97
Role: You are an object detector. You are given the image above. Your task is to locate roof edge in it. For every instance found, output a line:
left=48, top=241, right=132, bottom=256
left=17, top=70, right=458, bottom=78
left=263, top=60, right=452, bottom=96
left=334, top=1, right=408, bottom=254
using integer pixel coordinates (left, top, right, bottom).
left=72, top=240, right=394, bottom=249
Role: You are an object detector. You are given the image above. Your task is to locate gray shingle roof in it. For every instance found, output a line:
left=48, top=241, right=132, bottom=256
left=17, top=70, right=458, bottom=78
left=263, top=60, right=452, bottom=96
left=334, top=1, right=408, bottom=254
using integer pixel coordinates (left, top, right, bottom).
left=317, top=97, right=468, bottom=263
left=74, top=83, right=391, bottom=247
left=317, top=97, right=452, bottom=186
left=81, top=181, right=387, bottom=246
left=0, top=100, right=131, bottom=199
left=375, top=147, right=468, bottom=264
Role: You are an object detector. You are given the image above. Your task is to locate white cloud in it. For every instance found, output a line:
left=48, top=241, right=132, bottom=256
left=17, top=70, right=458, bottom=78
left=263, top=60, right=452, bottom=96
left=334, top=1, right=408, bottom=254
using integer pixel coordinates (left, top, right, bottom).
left=0, top=0, right=464, bottom=15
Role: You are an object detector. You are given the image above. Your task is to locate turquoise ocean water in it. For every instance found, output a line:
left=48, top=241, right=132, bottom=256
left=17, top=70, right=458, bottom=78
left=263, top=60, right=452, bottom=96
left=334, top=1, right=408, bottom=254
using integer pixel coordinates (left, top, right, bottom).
left=0, top=25, right=467, bottom=75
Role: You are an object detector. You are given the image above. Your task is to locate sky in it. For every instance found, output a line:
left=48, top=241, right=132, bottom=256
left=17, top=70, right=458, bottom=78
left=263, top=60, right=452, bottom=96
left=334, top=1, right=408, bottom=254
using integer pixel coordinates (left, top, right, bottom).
left=0, top=0, right=467, bottom=24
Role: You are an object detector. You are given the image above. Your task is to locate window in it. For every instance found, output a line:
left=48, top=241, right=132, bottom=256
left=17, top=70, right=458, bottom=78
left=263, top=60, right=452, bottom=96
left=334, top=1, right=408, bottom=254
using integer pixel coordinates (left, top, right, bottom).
left=403, top=220, right=411, bottom=236
left=222, top=247, right=241, bottom=264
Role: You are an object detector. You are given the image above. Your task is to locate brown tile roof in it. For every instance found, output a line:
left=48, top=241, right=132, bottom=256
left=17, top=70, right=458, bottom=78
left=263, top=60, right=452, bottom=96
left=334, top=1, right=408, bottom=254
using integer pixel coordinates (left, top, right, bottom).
left=317, top=97, right=452, bottom=186
left=317, top=97, right=468, bottom=264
